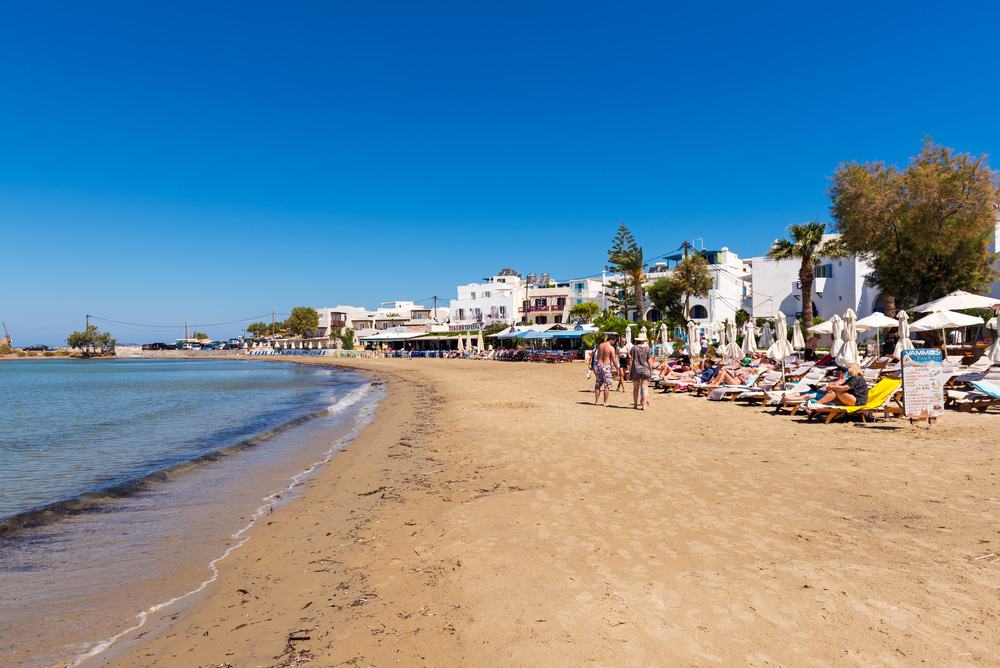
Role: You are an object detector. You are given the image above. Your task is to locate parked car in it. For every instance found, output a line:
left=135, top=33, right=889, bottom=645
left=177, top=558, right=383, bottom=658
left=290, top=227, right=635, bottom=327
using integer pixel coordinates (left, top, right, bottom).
left=23, top=345, right=49, bottom=352
left=142, top=342, right=170, bottom=351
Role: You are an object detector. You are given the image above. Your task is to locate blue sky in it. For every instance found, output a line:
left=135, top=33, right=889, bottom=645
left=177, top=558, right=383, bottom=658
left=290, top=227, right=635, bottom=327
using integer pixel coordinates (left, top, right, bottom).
left=3, top=2, right=1000, bottom=344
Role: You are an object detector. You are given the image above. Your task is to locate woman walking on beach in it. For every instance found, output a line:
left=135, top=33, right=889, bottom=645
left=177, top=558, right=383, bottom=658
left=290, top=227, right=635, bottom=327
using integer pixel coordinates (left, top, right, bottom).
left=629, top=329, right=653, bottom=410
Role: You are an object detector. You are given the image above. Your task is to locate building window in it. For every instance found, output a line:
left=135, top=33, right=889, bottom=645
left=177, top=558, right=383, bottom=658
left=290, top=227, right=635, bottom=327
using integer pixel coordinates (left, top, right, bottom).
left=556, top=297, right=566, bottom=308
left=536, top=316, right=548, bottom=324
left=554, top=315, right=563, bottom=324
left=691, top=305, right=708, bottom=319
left=498, top=306, right=506, bottom=317
left=814, top=264, right=833, bottom=278
left=484, top=291, right=491, bottom=298
left=470, top=292, right=476, bottom=299
left=457, top=309, right=465, bottom=320
left=534, top=298, right=547, bottom=308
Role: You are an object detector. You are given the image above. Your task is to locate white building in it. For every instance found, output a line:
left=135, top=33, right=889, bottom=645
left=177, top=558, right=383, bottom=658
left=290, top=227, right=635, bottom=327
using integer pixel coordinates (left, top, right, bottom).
left=449, top=268, right=522, bottom=329
left=519, top=276, right=606, bottom=326
left=315, top=305, right=368, bottom=338
left=637, top=247, right=751, bottom=326
left=349, top=301, right=449, bottom=336
left=747, top=234, right=881, bottom=321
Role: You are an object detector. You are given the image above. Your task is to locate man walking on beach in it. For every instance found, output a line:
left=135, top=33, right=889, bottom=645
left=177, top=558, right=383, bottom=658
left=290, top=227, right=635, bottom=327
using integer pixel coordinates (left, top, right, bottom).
left=593, top=335, right=618, bottom=406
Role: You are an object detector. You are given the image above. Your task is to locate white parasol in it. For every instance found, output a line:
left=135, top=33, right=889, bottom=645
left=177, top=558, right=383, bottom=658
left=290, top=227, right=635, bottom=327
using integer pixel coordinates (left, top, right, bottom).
left=625, top=325, right=633, bottom=346
left=767, top=311, right=793, bottom=362
left=855, top=311, right=897, bottom=356
left=477, top=329, right=485, bottom=352
left=723, top=320, right=743, bottom=359
left=758, top=321, right=774, bottom=349
left=659, top=323, right=669, bottom=349
left=791, top=319, right=805, bottom=350
left=912, top=290, right=1000, bottom=313
left=456, top=333, right=465, bottom=354
left=687, top=321, right=700, bottom=358
left=909, top=309, right=984, bottom=332
left=742, top=320, right=758, bottom=355
left=893, top=310, right=914, bottom=359
left=836, top=308, right=860, bottom=366
left=828, top=314, right=844, bottom=359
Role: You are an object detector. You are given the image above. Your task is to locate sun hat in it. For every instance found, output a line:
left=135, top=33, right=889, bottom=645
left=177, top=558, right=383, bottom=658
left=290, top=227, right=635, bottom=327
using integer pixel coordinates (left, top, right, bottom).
left=635, top=331, right=648, bottom=342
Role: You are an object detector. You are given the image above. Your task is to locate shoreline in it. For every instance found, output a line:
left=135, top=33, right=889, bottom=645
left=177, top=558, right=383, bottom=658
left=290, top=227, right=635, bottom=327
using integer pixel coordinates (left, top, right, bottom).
left=56, top=357, right=1000, bottom=665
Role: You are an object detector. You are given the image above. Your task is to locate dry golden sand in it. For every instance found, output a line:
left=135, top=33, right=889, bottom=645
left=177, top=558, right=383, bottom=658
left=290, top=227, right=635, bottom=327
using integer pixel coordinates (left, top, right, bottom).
left=98, top=358, right=1000, bottom=667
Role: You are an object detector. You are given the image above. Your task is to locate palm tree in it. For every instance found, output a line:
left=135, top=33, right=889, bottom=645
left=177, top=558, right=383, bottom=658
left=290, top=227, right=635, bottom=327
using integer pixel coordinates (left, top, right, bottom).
left=607, top=223, right=646, bottom=319
left=767, top=222, right=847, bottom=328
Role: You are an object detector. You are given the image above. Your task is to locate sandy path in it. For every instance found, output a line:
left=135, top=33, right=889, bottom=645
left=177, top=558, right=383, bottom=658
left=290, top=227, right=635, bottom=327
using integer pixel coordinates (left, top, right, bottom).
left=100, top=359, right=1000, bottom=667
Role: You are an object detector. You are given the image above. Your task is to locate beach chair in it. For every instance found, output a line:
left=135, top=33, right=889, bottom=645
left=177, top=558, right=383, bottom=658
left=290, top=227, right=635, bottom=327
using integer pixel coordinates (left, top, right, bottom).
left=947, top=379, right=1000, bottom=412
left=741, top=368, right=828, bottom=411
left=705, top=370, right=783, bottom=401
left=805, top=378, right=903, bottom=424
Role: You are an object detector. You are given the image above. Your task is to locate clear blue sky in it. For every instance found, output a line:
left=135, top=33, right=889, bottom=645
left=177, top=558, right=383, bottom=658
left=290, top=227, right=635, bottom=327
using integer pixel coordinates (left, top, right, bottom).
left=3, top=2, right=999, bottom=344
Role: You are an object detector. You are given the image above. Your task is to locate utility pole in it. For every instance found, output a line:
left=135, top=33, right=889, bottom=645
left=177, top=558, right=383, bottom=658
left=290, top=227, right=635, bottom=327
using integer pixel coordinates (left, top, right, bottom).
left=85, top=314, right=90, bottom=332
left=184, top=321, right=189, bottom=341
left=432, top=296, right=438, bottom=322
left=271, top=310, right=276, bottom=339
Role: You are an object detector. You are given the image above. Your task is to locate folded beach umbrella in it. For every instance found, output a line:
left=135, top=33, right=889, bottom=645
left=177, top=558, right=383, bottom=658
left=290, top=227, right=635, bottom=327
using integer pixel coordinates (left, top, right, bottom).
left=836, top=308, right=860, bottom=366
left=767, top=311, right=794, bottom=362
left=686, top=321, right=699, bottom=358
left=989, top=317, right=997, bottom=331
left=791, top=319, right=805, bottom=350
left=477, top=330, right=485, bottom=351
left=659, top=323, right=669, bottom=349
left=986, top=335, right=1000, bottom=364
left=625, top=325, right=633, bottom=346
left=758, top=321, right=774, bottom=349
left=724, top=320, right=743, bottom=360
left=456, top=333, right=465, bottom=354
left=893, top=310, right=914, bottom=359
left=742, top=320, right=758, bottom=355
left=828, top=314, right=844, bottom=359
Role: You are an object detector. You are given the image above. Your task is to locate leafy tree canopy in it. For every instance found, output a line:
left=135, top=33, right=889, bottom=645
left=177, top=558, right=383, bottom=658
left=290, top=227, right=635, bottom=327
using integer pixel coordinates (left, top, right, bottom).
left=830, top=138, right=999, bottom=311
left=767, top=222, right=847, bottom=327
left=284, top=307, right=320, bottom=337
left=66, top=324, right=116, bottom=355
left=606, top=223, right=645, bottom=317
left=569, top=302, right=600, bottom=322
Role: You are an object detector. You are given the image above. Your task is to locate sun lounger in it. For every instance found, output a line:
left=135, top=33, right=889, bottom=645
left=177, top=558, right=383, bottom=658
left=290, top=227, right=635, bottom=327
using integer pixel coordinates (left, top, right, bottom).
left=947, top=379, right=1000, bottom=412
left=805, top=378, right=903, bottom=424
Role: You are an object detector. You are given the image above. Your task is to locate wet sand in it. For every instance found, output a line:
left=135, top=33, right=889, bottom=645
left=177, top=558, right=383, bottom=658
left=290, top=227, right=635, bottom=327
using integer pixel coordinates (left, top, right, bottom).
left=97, top=358, right=1000, bottom=666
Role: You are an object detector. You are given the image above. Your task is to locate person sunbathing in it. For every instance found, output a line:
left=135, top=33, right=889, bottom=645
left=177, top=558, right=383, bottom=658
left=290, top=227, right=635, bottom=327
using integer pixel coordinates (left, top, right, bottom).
left=811, top=363, right=868, bottom=407
left=705, top=366, right=754, bottom=387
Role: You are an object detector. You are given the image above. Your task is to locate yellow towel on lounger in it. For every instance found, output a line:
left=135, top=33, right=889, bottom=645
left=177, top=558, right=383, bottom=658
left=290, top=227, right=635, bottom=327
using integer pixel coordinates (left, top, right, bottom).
left=841, top=378, right=901, bottom=413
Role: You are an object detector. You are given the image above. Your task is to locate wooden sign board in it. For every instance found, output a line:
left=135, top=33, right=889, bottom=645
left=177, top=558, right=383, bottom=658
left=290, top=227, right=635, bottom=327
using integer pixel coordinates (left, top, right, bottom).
left=901, top=348, right=944, bottom=422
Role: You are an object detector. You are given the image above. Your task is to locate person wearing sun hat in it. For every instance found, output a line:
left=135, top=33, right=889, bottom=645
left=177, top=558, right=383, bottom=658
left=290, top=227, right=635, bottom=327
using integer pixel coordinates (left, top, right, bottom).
left=629, top=327, right=654, bottom=410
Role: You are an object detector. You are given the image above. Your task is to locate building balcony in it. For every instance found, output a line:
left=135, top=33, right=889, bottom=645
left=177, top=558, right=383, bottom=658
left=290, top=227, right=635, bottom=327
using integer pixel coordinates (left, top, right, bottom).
left=517, top=304, right=567, bottom=313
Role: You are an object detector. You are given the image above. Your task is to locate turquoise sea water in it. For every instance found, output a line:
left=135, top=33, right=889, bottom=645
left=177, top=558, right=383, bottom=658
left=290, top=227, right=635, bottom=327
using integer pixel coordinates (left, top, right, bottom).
left=0, top=358, right=355, bottom=522
left=0, top=358, right=380, bottom=667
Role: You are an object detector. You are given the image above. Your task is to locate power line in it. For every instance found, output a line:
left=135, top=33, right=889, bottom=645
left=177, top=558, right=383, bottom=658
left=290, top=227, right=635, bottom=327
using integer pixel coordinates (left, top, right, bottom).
left=89, top=313, right=277, bottom=329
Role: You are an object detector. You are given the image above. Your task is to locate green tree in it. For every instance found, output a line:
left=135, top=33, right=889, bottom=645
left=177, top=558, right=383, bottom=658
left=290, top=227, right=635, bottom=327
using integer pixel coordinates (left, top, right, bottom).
left=66, top=324, right=116, bottom=356
left=831, top=138, right=999, bottom=312
left=284, top=307, right=320, bottom=337
left=569, top=302, right=600, bottom=322
left=767, top=222, right=847, bottom=328
left=191, top=331, right=209, bottom=341
left=593, top=309, right=629, bottom=336
left=246, top=321, right=269, bottom=337
left=672, top=253, right=713, bottom=320
left=339, top=328, right=355, bottom=350
left=646, top=276, right=685, bottom=322
left=606, top=223, right=645, bottom=319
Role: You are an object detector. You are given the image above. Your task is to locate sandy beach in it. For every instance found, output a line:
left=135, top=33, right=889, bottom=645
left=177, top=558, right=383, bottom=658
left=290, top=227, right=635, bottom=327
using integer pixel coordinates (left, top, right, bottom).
left=94, top=357, right=1000, bottom=667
